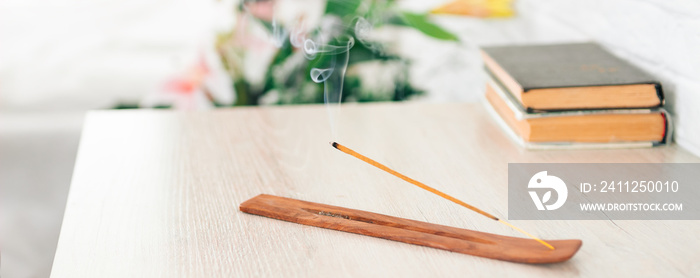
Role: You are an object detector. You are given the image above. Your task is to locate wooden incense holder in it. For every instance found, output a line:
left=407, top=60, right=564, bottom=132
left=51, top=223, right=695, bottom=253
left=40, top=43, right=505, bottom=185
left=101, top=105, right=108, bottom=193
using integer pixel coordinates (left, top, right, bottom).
left=240, top=194, right=582, bottom=264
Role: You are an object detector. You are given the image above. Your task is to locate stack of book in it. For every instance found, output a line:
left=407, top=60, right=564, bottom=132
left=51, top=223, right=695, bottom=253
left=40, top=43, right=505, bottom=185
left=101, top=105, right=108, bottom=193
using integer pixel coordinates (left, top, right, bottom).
left=482, top=42, right=671, bottom=149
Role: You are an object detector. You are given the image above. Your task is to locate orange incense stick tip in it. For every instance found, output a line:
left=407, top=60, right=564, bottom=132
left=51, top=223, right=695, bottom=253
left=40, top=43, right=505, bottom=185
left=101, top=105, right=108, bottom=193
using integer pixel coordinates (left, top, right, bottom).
left=331, top=141, right=555, bottom=250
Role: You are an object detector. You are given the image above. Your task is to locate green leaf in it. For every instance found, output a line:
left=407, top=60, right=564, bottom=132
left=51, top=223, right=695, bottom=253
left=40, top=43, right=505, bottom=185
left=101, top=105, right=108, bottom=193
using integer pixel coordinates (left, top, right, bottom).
left=348, top=42, right=400, bottom=64
left=113, top=103, right=140, bottom=109
left=258, top=20, right=274, bottom=34
left=234, top=79, right=252, bottom=106
left=325, top=0, right=362, bottom=17
left=393, top=12, right=459, bottom=42
left=261, top=43, right=293, bottom=93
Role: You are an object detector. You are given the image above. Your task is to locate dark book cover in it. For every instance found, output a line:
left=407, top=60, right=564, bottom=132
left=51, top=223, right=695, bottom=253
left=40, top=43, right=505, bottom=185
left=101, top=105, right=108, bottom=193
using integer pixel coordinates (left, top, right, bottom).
left=482, top=42, right=664, bottom=103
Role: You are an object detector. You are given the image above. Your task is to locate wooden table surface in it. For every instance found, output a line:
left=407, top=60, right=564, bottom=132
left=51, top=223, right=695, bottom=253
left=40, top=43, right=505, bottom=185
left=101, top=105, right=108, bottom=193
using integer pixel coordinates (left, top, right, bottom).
left=51, top=102, right=700, bottom=277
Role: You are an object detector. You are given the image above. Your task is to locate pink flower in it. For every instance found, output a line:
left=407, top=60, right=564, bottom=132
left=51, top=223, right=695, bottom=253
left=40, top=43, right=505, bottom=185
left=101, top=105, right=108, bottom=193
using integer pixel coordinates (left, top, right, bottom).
left=163, top=58, right=210, bottom=95
left=142, top=48, right=234, bottom=110
left=243, top=0, right=275, bottom=21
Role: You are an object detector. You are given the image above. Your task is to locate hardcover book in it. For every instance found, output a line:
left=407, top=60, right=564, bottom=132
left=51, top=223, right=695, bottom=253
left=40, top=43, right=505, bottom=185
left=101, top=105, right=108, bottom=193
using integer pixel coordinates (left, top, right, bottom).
left=482, top=42, right=664, bottom=112
left=483, top=75, right=671, bottom=149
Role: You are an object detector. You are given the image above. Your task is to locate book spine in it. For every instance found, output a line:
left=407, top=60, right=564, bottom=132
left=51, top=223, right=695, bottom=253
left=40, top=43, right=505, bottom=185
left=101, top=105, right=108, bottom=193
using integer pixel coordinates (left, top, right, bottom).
left=654, top=83, right=665, bottom=106
left=657, top=109, right=672, bottom=146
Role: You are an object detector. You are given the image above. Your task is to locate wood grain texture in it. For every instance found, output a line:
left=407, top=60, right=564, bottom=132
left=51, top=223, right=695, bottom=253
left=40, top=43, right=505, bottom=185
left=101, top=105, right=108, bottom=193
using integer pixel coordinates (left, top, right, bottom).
left=51, top=102, right=700, bottom=277
left=240, top=194, right=582, bottom=264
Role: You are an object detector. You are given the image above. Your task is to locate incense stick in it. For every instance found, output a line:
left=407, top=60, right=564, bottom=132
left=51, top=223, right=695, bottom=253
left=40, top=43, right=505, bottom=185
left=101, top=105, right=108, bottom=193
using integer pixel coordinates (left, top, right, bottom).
left=331, top=142, right=555, bottom=250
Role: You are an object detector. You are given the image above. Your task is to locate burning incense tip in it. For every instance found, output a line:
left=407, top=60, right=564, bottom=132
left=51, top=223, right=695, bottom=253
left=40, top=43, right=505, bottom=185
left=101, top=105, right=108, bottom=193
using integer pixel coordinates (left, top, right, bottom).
left=330, top=141, right=555, bottom=250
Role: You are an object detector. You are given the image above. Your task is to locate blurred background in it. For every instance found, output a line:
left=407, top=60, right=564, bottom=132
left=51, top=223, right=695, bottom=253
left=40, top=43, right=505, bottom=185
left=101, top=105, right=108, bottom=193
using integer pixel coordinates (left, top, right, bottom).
left=2, top=0, right=700, bottom=276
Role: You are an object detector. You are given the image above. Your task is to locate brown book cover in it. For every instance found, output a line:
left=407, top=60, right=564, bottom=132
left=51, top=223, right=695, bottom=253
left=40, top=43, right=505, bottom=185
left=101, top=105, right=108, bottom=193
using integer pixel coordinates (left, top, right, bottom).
left=482, top=42, right=664, bottom=112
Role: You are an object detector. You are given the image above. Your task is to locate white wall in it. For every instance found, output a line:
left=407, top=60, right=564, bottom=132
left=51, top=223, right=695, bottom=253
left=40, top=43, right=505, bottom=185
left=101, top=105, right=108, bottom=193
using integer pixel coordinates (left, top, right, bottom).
left=0, top=0, right=234, bottom=111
